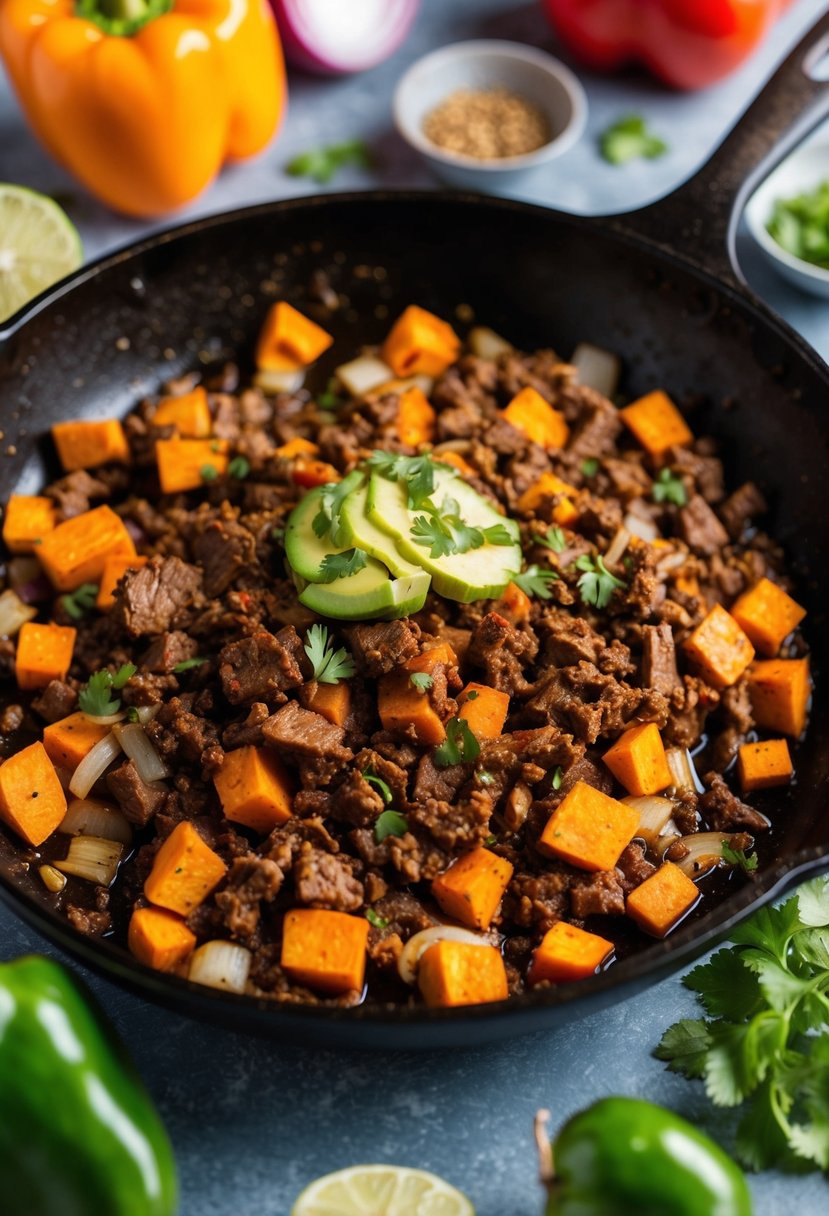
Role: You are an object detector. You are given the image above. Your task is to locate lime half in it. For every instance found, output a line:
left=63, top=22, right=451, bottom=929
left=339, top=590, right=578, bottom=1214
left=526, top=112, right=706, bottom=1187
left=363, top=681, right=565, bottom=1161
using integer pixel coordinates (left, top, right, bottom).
left=0, top=184, right=83, bottom=322
left=291, top=1164, right=475, bottom=1216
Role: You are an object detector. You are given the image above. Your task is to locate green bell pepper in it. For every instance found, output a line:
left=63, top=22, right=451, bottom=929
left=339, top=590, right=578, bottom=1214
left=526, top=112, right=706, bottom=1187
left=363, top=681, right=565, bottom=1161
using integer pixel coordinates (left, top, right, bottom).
left=0, top=954, right=178, bottom=1216
left=544, top=1097, right=753, bottom=1216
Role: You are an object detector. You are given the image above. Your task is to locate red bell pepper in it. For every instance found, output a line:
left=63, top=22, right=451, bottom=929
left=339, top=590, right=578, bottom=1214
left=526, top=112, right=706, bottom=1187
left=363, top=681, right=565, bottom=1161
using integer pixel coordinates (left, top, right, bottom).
left=541, top=0, right=792, bottom=91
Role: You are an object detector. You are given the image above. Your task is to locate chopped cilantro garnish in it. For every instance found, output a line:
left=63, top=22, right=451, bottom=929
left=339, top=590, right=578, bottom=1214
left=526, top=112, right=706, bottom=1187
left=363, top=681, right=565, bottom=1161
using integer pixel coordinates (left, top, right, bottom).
left=363, top=770, right=393, bottom=805
left=434, top=716, right=481, bottom=768
left=512, top=564, right=559, bottom=600
left=652, top=467, right=688, bottom=506
left=365, top=908, right=389, bottom=930
left=581, top=457, right=599, bottom=478
left=172, top=657, right=206, bottom=673
left=411, top=495, right=513, bottom=558
left=365, top=451, right=453, bottom=509
left=200, top=464, right=219, bottom=482
left=77, top=663, right=137, bottom=716
left=410, top=671, right=433, bottom=693
left=286, top=139, right=373, bottom=185
left=721, top=839, right=759, bottom=874
left=575, top=553, right=626, bottom=609
left=228, top=455, right=251, bottom=480
left=767, top=181, right=829, bottom=269
left=600, top=115, right=668, bottom=166
left=303, top=623, right=355, bottom=685
left=312, top=477, right=362, bottom=544
left=534, top=525, right=567, bottom=554
left=317, top=547, right=368, bottom=583
left=374, top=810, right=409, bottom=843
left=60, top=582, right=98, bottom=621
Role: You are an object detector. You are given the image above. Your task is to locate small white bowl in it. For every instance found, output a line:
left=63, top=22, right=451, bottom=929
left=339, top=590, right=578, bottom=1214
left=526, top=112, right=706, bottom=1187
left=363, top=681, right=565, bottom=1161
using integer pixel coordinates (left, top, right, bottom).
left=744, top=140, right=829, bottom=298
left=393, top=40, right=588, bottom=192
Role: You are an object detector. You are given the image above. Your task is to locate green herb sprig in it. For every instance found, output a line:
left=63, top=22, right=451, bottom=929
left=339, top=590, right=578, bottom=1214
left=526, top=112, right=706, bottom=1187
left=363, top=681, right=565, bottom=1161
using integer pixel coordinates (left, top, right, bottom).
left=534, top=526, right=567, bottom=554
left=366, top=451, right=453, bottom=509
left=374, top=810, right=409, bottom=843
left=512, top=564, right=559, bottom=600
left=60, top=583, right=98, bottom=621
left=410, top=671, right=433, bottom=692
left=600, top=115, right=668, bottom=166
left=78, top=663, right=136, bottom=716
left=318, top=547, right=367, bottom=583
left=286, top=140, right=373, bottom=185
left=652, top=467, right=688, bottom=507
left=303, top=624, right=355, bottom=685
left=575, top=553, right=626, bottom=609
left=411, top=496, right=513, bottom=559
left=434, top=716, right=481, bottom=768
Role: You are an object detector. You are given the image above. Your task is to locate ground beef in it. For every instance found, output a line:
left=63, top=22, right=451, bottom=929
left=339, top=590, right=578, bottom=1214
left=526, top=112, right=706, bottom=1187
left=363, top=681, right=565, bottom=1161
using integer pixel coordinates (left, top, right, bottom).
left=700, top=772, right=769, bottom=833
left=192, top=516, right=257, bottom=597
left=466, top=611, right=538, bottom=694
left=566, top=389, right=623, bottom=457
left=346, top=620, right=420, bottom=676
left=711, top=679, right=754, bottom=771
left=641, top=622, right=681, bottom=696
left=31, top=679, right=77, bottom=723
left=66, top=905, right=112, bottom=935
left=570, top=870, right=626, bottom=918
left=115, top=555, right=203, bottom=636
left=678, top=495, right=730, bottom=556
left=215, top=856, right=284, bottom=941
left=46, top=470, right=110, bottom=518
left=219, top=627, right=305, bottom=704
left=294, top=845, right=364, bottom=911
left=0, top=704, right=23, bottom=734
left=263, top=701, right=353, bottom=771
left=107, top=759, right=167, bottom=827
left=503, top=867, right=572, bottom=932
left=616, top=842, right=657, bottom=891
left=141, top=631, right=199, bottom=674
left=526, top=662, right=668, bottom=744
left=719, top=481, right=767, bottom=540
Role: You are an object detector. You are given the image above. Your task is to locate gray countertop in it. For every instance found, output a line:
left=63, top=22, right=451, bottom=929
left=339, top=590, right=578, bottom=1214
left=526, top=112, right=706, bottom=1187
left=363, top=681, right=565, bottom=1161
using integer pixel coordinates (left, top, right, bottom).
left=1, top=1, right=828, bottom=1212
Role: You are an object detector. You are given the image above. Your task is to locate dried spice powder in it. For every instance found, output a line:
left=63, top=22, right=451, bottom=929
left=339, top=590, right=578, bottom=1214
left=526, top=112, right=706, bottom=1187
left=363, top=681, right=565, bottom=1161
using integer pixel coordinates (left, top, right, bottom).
left=423, top=87, right=551, bottom=160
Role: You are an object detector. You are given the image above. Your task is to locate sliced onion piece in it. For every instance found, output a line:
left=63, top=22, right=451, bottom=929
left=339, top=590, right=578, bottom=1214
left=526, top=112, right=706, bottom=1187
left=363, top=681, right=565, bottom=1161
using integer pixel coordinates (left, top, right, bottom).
left=188, top=941, right=251, bottom=993
left=272, top=0, right=417, bottom=75
left=335, top=354, right=393, bottom=398
left=665, top=747, right=705, bottom=794
left=69, top=732, right=122, bottom=799
left=571, top=342, right=621, bottom=398
left=134, top=704, right=160, bottom=726
left=604, top=526, right=631, bottom=568
left=398, top=925, right=494, bottom=986
left=468, top=326, right=513, bottom=360
left=254, top=367, right=305, bottom=395
left=81, top=711, right=126, bottom=727
left=674, top=832, right=741, bottom=879
left=622, top=795, right=675, bottom=851
left=0, top=588, right=37, bottom=637
left=623, top=510, right=659, bottom=543
left=113, top=723, right=169, bottom=783
left=60, top=798, right=132, bottom=845
left=56, top=835, right=124, bottom=886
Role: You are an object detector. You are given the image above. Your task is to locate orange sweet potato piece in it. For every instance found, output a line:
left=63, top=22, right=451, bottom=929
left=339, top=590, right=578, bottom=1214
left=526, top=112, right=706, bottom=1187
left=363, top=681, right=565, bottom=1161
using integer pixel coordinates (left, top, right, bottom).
left=404, top=642, right=458, bottom=673
left=516, top=472, right=579, bottom=524
left=737, top=739, right=793, bottom=792
left=2, top=495, right=57, bottom=553
left=418, top=941, right=508, bottom=1008
left=255, top=302, right=334, bottom=371
left=602, top=722, right=672, bottom=797
left=538, top=780, right=639, bottom=872
left=281, top=908, right=369, bottom=995
left=397, top=386, right=437, bottom=448
left=381, top=305, right=461, bottom=378
left=292, top=460, right=341, bottom=488
left=213, top=746, right=294, bottom=834
left=153, top=387, right=212, bottom=438
left=275, top=437, right=320, bottom=459
left=620, top=390, right=693, bottom=458
left=684, top=603, right=755, bottom=689
left=155, top=438, right=229, bottom=494
left=43, top=712, right=109, bottom=771
left=748, top=658, right=811, bottom=737
left=37, top=505, right=136, bottom=591
left=528, top=921, right=614, bottom=986
left=15, top=622, right=76, bottom=690
left=0, top=740, right=67, bottom=846
left=306, top=681, right=351, bottom=727
left=730, top=577, right=806, bottom=658
left=144, top=820, right=227, bottom=915
left=52, top=419, right=130, bottom=472
left=128, top=906, right=196, bottom=972
left=498, top=581, right=532, bottom=622
left=432, top=846, right=514, bottom=930
left=434, top=450, right=476, bottom=478
left=96, top=554, right=149, bottom=611
left=626, top=861, right=700, bottom=937
left=378, top=669, right=445, bottom=745
left=457, top=682, right=510, bottom=740
left=503, top=387, right=569, bottom=451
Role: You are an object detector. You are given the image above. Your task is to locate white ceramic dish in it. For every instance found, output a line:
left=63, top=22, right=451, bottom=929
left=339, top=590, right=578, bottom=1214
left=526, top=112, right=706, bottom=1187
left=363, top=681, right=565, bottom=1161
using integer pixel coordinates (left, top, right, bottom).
left=744, top=138, right=829, bottom=298
left=393, top=40, right=588, bottom=191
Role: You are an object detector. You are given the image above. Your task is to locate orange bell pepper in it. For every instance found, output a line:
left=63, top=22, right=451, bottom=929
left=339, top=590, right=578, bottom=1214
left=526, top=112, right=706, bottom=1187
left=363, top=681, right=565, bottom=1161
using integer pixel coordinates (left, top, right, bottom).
left=0, top=0, right=286, bottom=217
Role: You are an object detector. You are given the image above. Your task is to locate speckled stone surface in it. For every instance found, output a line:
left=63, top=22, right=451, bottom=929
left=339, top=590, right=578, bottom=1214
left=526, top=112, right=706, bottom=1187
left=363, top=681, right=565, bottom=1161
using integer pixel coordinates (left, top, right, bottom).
left=1, top=1, right=829, bottom=1212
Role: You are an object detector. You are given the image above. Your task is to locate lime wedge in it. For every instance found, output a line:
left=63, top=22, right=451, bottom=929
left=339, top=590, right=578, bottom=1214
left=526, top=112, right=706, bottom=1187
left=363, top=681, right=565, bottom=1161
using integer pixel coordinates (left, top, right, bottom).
left=0, top=184, right=83, bottom=322
left=291, top=1164, right=475, bottom=1216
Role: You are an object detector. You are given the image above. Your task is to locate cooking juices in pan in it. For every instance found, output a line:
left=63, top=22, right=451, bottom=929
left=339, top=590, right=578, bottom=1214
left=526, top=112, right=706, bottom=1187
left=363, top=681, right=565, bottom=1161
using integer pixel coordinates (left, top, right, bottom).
left=0, top=300, right=811, bottom=1009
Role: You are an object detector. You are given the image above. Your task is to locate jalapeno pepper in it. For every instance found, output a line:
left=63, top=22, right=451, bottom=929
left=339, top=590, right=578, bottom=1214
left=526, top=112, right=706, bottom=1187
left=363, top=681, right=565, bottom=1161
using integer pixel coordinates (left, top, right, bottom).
left=543, top=1097, right=753, bottom=1216
left=0, top=954, right=177, bottom=1216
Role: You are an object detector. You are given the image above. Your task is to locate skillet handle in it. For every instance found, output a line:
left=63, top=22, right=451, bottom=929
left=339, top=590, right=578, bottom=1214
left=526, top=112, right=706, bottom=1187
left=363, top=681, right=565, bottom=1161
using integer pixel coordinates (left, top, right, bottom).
left=611, top=12, right=829, bottom=290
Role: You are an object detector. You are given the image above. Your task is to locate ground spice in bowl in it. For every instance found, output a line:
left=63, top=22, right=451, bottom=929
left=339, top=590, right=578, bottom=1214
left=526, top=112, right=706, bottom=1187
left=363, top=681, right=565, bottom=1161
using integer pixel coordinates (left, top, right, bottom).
left=422, top=87, right=551, bottom=160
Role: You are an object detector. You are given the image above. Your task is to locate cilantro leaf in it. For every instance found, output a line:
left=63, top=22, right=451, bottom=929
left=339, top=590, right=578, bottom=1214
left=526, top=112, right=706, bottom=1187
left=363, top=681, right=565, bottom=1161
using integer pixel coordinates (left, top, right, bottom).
left=77, top=663, right=136, bottom=716
left=652, top=466, right=687, bottom=506
left=172, top=657, right=206, bottom=673
left=534, top=525, right=566, bottom=553
left=798, top=876, right=829, bottom=928
left=200, top=463, right=218, bottom=482
left=512, top=563, right=559, bottom=600
left=286, top=139, right=373, bottom=185
left=581, top=457, right=599, bottom=478
left=228, top=455, right=250, bottom=480
left=317, top=547, right=368, bottom=583
left=721, top=839, right=758, bottom=875
left=551, top=766, right=563, bottom=791
left=575, top=553, right=626, bottom=609
left=60, top=582, right=99, bottom=621
left=684, top=950, right=761, bottom=1022
left=363, top=770, right=393, bottom=805
left=410, top=671, right=433, bottom=692
left=303, top=623, right=355, bottom=685
left=312, top=476, right=362, bottom=544
left=600, top=115, right=668, bottom=166
left=654, top=1018, right=712, bottom=1079
left=374, top=810, right=409, bottom=843
left=482, top=522, right=515, bottom=546
left=434, top=716, right=480, bottom=768
left=365, top=907, right=389, bottom=930
left=365, top=451, right=453, bottom=509
left=410, top=496, right=513, bottom=558
left=411, top=508, right=456, bottom=558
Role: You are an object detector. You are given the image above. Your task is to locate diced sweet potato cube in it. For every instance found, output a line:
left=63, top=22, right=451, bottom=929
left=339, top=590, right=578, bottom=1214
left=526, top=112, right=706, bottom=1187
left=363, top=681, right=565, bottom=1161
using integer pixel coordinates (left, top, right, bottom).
left=418, top=941, right=508, bottom=1008
left=43, top=712, right=110, bottom=771
left=404, top=642, right=458, bottom=673
left=255, top=302, right=334, bottom=371
left=737, top=739, right=793, bottom=792
left=538, top=780, right=639, bottom=872
left=306, top=681, right=351, bottom=727
left=379, top=647, right=454, bottom=746
left=0, top=740, right=67, bottom=846
left=213, top=746, right=294, bottom=834
left=684, top=603, right=754, bottom=689
left=2, top=495, right=57, bottom=553
left=498, top=582, right=532, bottom=622
left=435, top=450, right=476, bottom=478
left=730, top=577, right=806, bottom=657
left=52, top=419, right=130, bottom=472
left=528, top=921, right=614, bottom=986
left=431, top=846, right=514, bottom=930
left=96, top=554, right=149, bottom=610
left=626, top=861, right=700, bottom=937
left=155, top=438, right=229, bottom=494
left=503, top=387, right=569, bottom=451
left=291, top=460, right=341, bottom=488
left=603, top=722, right=672, bottom=797
left=281, top=908, right=369, bottom=995
left=516, top=472, right=579, bottom=524
left=152, top=387, right=212, bottom=438
left=397, top=386, right=436, bottom=447
left=15, top=622, right=76, bottom=690
left=37, top=505, right=136, bottom=591
left=275, top=437, right=319, bottom=459
left=128, top=906, right=196, bottom=972
left=457, top=683, right=510, bottom=740
left=144, top=820, right=227, bottom=915
left=620, top=390, right=693, bottom=457
left=748, top=658, right=811, bottom=738
left=381, top=305, right=460, bottom=378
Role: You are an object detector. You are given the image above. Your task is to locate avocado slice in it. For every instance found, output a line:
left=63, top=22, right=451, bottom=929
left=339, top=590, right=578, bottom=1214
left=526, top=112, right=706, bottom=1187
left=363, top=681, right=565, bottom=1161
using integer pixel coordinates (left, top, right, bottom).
left=339, top=482, right=421, bottom=578
left=299, top=559, right=431, bottom=620
left=366, top=469, right=522, bottom=603
left=285, top=472, right=364, bottom=584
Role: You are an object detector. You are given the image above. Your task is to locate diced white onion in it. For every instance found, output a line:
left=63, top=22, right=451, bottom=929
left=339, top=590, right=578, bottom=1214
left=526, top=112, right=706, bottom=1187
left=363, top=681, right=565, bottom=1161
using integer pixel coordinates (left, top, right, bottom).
left=623, top=795, right=675, bottom=850
left=81, top=711, right=126, bottom=727
left=398, top=925, right=494, bottom=986
left=665, top=747, right=705, bottom=794
left=335, top=354, right=393, bottom=398
left=69, top=732, right=122, bottom=799
left=604, top=526, right=631, bottom=568
left=7, top=556, right=41, bottom=589
left=135, top=704, right=160, bottom=725
left=656, top=550, right=688, bottom=574
left=113, top=723, right=169, bottom=783
left=60, top=798, right=132, bottom=845
left=253, top=367, right=305, bottom=395
left=188, top=941, right=251, bottom=993
left=0, top=588, right=37, bottom=637
left=674, top=832, right=739, bottom=879
left=38, top=864, right=66, bottom=893
left=468, top=326, right=513, bottom=360
left=56, top=835, right=123, bottom=886
left=503, top=782, right=532, bottom=832
left=571, top=342, right=621, bottom=398
left=623, top=510, right=659, bottom=543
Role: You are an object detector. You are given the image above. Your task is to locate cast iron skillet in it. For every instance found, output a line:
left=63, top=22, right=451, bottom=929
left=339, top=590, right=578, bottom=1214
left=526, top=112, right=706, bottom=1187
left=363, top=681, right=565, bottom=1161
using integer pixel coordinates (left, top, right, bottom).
left=1, top=19, right=828, bottom=1049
